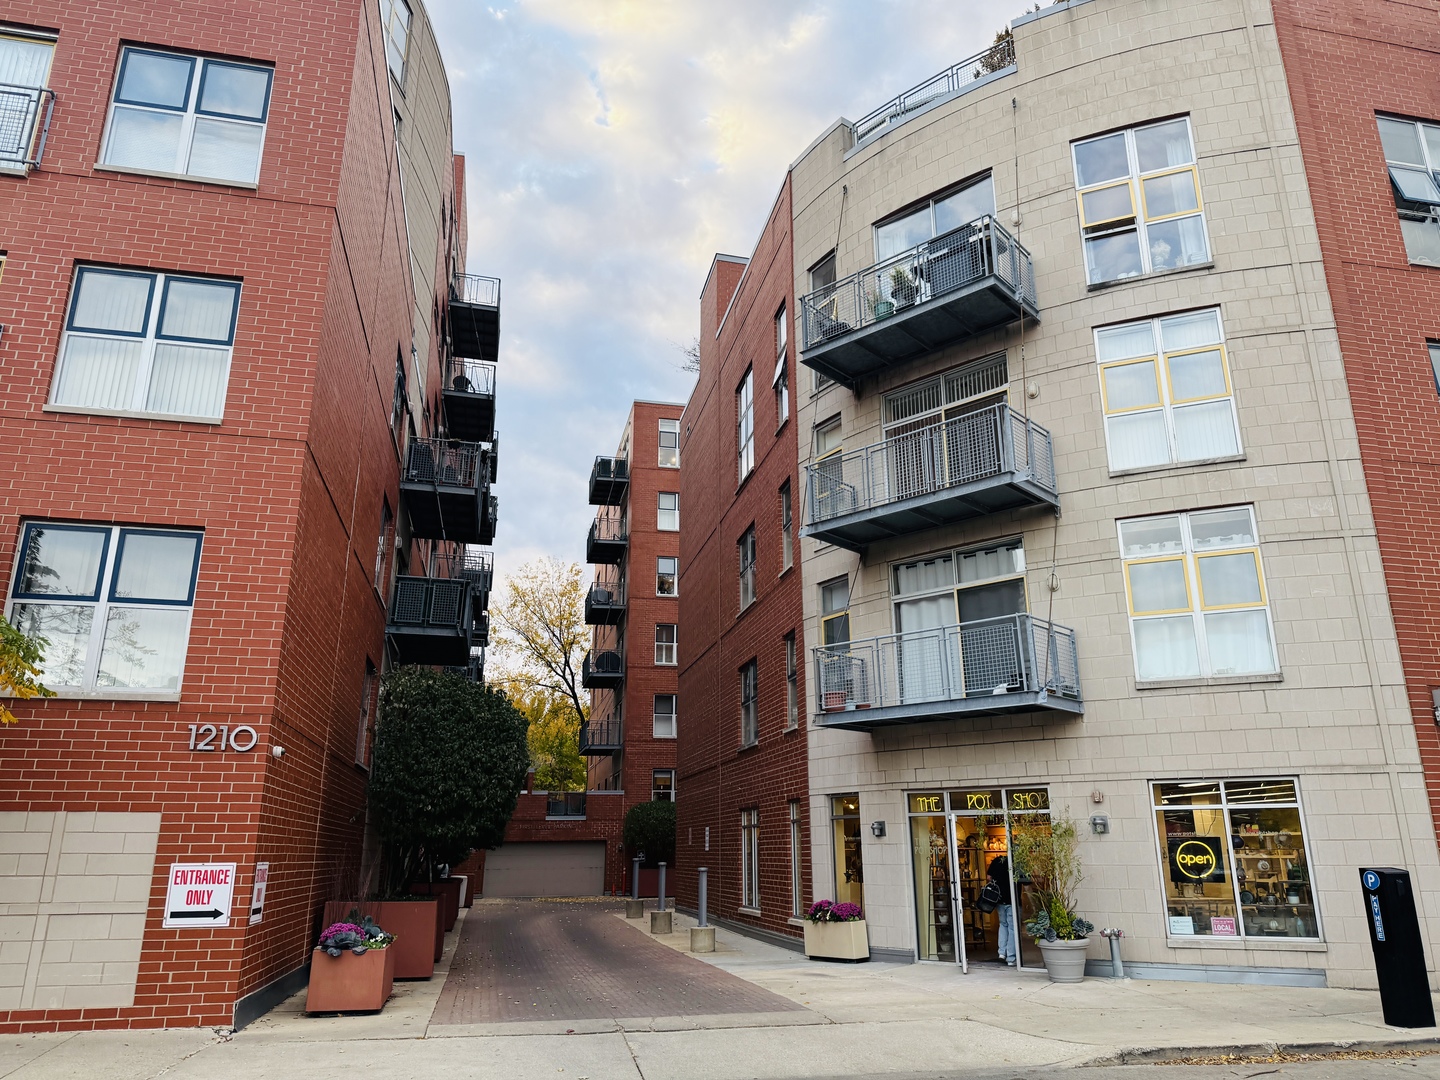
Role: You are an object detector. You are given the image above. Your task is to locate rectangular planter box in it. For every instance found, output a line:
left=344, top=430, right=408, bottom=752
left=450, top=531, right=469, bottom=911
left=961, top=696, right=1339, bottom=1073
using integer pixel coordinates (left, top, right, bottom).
left=803, top=919, right=870, bottom=962
left=453, top=874, right=471, bottom=908
left=324, top=899, right=440, bottom=979
left=409, top=879, right=462, bottom=932
left=305, top=946, right=395, bottom=1013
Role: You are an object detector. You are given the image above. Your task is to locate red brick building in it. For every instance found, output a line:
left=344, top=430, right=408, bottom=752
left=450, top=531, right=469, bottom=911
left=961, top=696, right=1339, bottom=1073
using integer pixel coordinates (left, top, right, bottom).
left=675, top=180, right=810, bottom=942
left=1272, top=2, right=1440, bottom=840
left=0, top=0, right=496, bottom=1030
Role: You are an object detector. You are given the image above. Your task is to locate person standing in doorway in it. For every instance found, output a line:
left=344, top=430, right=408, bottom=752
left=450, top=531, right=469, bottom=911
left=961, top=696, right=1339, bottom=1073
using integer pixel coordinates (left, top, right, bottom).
left=987, top=855, right=1016, bottom=965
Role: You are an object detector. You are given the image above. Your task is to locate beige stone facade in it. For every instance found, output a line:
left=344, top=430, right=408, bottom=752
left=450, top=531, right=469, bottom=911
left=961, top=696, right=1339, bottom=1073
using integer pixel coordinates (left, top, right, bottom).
left=790, top=0, right=1440, bottom=988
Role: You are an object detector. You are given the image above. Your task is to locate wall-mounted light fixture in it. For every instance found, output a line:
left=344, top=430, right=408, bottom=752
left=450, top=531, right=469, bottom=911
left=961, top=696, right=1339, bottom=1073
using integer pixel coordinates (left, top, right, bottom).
left=870, top=821, right=886, bottom=838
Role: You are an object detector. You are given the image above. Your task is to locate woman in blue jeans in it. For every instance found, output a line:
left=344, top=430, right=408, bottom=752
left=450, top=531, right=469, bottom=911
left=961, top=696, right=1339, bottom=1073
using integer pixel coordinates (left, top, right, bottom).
left=987, top=855, right=1016, bottom=965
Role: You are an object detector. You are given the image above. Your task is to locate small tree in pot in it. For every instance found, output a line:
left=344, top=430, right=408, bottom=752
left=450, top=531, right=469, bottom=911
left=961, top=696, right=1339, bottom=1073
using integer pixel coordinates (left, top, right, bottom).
left=1009, top=812, right=1093, bottom=982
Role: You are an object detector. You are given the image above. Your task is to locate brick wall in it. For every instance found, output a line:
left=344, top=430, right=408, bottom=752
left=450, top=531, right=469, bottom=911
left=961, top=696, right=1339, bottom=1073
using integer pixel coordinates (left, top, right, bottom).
left=676, top=179, right=810, bottom=938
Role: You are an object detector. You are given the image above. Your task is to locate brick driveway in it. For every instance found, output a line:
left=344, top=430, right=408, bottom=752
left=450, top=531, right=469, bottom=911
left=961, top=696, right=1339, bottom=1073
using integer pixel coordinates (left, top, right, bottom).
left=430, top=900, right=809, bottom=1024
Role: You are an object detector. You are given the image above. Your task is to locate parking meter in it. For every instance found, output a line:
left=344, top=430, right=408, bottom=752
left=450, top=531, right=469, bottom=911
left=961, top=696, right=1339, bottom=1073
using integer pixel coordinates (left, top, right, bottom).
left=1360, top=868, right=1434, bottom=1028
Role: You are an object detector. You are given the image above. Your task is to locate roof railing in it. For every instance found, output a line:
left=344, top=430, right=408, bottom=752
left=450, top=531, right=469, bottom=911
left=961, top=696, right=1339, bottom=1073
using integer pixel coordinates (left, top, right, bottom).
left=850, top=38, right=1015, bottom=146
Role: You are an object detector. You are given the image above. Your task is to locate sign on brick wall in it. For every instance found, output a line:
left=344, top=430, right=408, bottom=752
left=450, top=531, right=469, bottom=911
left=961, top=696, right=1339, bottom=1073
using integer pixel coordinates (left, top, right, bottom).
left=163, top=863, right=237, bottom=928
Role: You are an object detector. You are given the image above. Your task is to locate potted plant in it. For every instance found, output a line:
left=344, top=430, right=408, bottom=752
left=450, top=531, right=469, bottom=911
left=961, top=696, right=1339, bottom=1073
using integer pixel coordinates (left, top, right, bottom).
left=889, top=266, right=918, bottom=307
left=324, top=899, right=441, bottom=978
left=867, top=288, right=894, bottom=322
left=803, top=899, right=869, bottom=962
left=305, top=916, right=397, bottom=1013
left=1010, top=813, right=1093, bottom=982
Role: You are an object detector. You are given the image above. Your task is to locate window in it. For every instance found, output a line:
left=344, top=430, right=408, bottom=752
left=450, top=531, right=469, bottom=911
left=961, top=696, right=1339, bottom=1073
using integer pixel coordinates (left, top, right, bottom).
left=739, top=660, right=758, bottom=747
left=50, top=267, right=240, bottom=422
left=1073, top=118, right=1209, bottom=284
left=656, top=556, right=678, bottom=596
left=0, top=30, right=55, bottom=170
left=780, top=482, right=793, bottom=571
left=809, top=255, right=836, bottom=393
left=737, top=368, right=755, bottom=482
left=831, top=795, right=863, bottom=908
left=7, top=523, right=203, bottom=693
left=812, top=418, right=845, bottom=523
left=774, top=306, right=790, bottom=427
left=379, top=0, right=413, bottom=83
left=100, top=48, right=273, bottom=185
left=1430, top=342, right=1440, bottom=391
left=653, top=693, right=677, bottom=739
left=874, top=175, right=995, bottom=260
left=1096, top=308, right=1240, bottom=472
left=658, top=492, right=679, bottom=532
left=652, top=770, right=675, bottom=802
left=789, top=800, right=804, bottom=918
left=1378, top=115, right=1440, bottom=266
left=1153, top=779, right=1318, bottom=940
left=784, top=633, right=798, bottom=729
left=738, top=527, right=756, bottom=612
left=1119, top=506, right=1277, bottom=681
left=820, top=578, right=850, bottom=646
left=655, top=623, right=676, bottom=666
left=391, top=353, right=407, bottom=440
left=374, top=500, right=393, bottom=588
left=658, top=418, right=680, bottom=468
left=741, top=808, right=761, bottom=910
left=355, top=661, right=376, bottom=766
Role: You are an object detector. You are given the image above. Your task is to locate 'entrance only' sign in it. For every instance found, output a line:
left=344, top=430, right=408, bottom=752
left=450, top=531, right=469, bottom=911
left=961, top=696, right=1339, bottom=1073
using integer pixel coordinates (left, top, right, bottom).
left=162, top=863, right=237, bottom=929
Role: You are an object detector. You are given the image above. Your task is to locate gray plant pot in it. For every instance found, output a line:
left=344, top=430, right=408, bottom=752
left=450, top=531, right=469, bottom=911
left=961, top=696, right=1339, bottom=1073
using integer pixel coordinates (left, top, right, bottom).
left=1037, top=937, right=1090, bottom=983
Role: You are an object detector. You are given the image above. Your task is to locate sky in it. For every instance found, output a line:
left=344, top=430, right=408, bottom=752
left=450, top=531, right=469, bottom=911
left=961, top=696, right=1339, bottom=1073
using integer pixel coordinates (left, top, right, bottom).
left=425, top=0, right=1021, bottom=587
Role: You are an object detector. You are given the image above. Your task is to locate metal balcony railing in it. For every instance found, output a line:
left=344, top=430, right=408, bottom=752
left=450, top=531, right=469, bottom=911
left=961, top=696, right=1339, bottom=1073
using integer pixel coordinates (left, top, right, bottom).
left=582, top=648, right=625, bottom=687
left=800, top=217, right=1036, bottom=357
left=546, top=792, right=587, bottom=818
left=590, top=515, right=628, bottom=544
left=389, top=576, right=470, bottom=630
left=444, top=357, right=496, bottom=397
left=589, top=456, right=630, bottom=505
left=0, top=84, right=55, bottom=170
left=405, top=437, right=486, bottom=489
left=813, top=614, right=1080, bottom=722
left=452, top=273, right=501, bottom=308
left=443, top=649, right=485, bottom=682
left=431, top=547, right=492, bottom=588
left=579, top=717, right=623, bottom=753
left=850, top=39, right=1015, bottom=146
left=805, top=403, right=1055, bottom=527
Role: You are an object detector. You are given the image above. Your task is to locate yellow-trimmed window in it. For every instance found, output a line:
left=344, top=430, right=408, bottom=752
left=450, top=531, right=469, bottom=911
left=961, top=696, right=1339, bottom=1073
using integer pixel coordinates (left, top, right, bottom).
left=1073, top=118, right=1210, bottom=284
left=1118, top=507, right=1276, bottom=682
left=1096, top=308, right=1239, bottom=472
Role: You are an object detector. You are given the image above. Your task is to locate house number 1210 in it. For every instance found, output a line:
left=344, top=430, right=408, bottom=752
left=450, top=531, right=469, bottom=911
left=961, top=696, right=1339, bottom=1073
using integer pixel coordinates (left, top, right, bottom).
left=188, top=724, right=259, bottom=752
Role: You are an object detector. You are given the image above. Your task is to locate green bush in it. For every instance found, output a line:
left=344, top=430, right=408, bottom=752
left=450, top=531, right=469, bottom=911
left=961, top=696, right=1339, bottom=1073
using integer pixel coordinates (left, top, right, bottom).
left=623, top=800, right=676, bottom=866
left=368, top=668, right=529, bottom=892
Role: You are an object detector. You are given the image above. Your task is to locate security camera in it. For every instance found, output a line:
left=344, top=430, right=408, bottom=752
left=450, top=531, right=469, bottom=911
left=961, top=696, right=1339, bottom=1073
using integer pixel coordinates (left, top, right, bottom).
left=271, top=745, right=286, bottom=759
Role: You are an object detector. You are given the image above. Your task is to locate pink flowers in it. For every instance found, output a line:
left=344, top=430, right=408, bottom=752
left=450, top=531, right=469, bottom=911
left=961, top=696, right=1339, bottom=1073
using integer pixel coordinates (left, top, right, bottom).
left=805, top=899, right=864, bottom=923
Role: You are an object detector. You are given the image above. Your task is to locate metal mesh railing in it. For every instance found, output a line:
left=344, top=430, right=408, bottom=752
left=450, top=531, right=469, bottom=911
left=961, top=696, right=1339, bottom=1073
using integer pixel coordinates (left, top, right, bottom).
left=805, top=402, right=1055, bottom=526
left=430, top=547, right=492, bottom=586
left=546, top=792, right=587, bottom=818
left=591, top=456, right=629, bottom=484
left=0, top=85, right=54, bottom=168
left=452, top=273, right=500, bottom=307
left=580, top=718, right=623, bottom=751
left=588, top=579, right=626, bottom=609
left=813, top=614, right=1080, bottom=715
left=851, top=39, right=1015, bottom=145
left=799, top=217, right=1035, bottom=353
left=389, top=576, right=469, bottom=629
left=405, top=437, right=485, bottom=489
left=583, top=648, right=625, bottom=682
left=589, top=515, right=628, bottom=544
left=443, top=649, right=485, bottom=682
left=444, top=357, right=495, bottom=396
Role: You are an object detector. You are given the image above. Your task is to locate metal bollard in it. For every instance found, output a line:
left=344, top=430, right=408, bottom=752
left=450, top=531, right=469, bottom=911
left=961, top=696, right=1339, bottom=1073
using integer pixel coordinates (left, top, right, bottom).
left=697, top=867, right=709, bottom=928
left=1100, top=928, right=1124, bottom=978
left=658, top=862, right=667, bottom=913
left=631, top=856, right=641, bottom=900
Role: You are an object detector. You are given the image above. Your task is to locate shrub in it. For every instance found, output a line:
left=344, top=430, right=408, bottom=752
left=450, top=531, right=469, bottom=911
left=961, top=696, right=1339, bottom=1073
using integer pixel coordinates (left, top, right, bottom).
left=622, top=800, right=676, bottom=866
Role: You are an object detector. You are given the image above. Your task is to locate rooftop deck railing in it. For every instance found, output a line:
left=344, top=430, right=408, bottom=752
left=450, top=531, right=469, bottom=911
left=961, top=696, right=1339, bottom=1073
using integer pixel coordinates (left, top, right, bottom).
left=546, top=792, right=587, bottom=819
left=805, top=402, right=1055, bottom=526
left=799, top=216, right=1036, bottom=356
left=850, top=39, right=1015, bottom=146
left=0, top=84, right=55, bottom=169
left=452, top=273, right=500, bottom=307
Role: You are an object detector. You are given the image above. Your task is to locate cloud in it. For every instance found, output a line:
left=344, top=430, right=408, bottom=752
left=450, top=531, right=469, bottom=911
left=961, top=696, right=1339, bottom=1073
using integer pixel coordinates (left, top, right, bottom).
left=426, top=0, right=1021, bottom=591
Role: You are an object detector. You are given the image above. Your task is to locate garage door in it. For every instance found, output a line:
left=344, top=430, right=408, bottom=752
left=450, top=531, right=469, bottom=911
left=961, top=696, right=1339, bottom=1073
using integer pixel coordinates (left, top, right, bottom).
left=483, top=842, right=606, bottom=898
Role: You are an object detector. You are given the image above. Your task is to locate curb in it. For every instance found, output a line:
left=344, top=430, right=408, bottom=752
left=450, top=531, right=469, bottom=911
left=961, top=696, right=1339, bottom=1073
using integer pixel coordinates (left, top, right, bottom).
left=1088, top=1036, right=1440, bottom=1065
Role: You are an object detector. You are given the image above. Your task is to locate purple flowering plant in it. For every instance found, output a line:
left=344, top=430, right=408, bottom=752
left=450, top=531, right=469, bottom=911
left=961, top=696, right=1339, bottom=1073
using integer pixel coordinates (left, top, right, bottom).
left=805, top=899, right=864, bottom=924
left=318, top=917, right=394, bottom=956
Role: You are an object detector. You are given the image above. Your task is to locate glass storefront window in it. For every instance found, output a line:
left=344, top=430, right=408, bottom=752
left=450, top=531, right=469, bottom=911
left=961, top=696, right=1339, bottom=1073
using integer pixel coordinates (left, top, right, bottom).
left=910, top=802, right=954, bottom=962
left=832, top=795, right=864, bottom=907
left=1152, top=778, right=1318, bottom=940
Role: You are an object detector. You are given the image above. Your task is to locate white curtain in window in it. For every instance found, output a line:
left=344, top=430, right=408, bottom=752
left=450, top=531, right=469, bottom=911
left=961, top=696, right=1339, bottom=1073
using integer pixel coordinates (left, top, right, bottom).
left=1133, top=616, right=1200, bottom=680
left=112, top=533, right=200, bottom=601
left=106, top=108, right=185, bottom=172
left=894, top=556, right=952, bottom=596
left=896, top=595, right=958, bottom=703
left=146, top=344, right=229, bottom=418
left=1172, top=400, right=1238, bottom=460
left=188, top=118, right=262, bottom=182
left=53, top=337, right=144, bottom=411
left=957, top=544, right=1018, bottom=583
left=1204, top=610, right=1274, bottom=676
left=73, top=271, right=151, bottom=333
left=97, top=606, right=189, bottom=689
left=160, top=280, right=236, bottom=340
left=1160, top=310, right=1221, bottom=350
left=0, top=36, right=53, bottom=86
left=1096, top=321, right=1155, bottom=361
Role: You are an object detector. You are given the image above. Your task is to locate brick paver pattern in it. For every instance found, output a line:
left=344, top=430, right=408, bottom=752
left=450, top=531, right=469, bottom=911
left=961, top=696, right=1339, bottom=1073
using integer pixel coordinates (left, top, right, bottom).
left=430, top=900, right=809, bottom=1023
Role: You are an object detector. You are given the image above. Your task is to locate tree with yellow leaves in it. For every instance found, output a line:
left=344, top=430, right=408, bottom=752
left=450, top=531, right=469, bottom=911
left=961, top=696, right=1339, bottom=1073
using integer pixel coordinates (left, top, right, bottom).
left=0, top=615, right=54, bottom=724
left=496, top=678, right=587, bottom=793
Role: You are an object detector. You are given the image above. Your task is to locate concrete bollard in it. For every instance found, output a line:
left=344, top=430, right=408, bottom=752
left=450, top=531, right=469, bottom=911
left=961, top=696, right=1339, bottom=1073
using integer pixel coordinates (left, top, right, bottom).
left=650, top=909, right=673, bottom=935
left=657, top=862, right=667, bottom=913
left=625, top=898, right=645, bottom=918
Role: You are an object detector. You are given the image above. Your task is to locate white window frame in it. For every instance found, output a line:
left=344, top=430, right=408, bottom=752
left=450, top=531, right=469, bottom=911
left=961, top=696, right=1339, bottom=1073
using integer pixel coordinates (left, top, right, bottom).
left=774, top=305, right=790, bottom=427
left=658, top=492, right=679, bottom=532
left=1119, top=506, right=1279, bottom=682
left=1095, top=308, right=1241, bottom=473
left=1072, top=117, right=1210, bottom=285
left=739, top=660, right=758, bottom=747
left=741, top=807, right=761, bottom=911
left=99, top=46, right=273, bottom=186
left=1377, top=114, right=1440, bottom=266
left=379, top=0, right=413, bottom=84
left=789, top=800, right=804, bottom=917
left=658, top=417, right=680, bottom=468
left=780, top=481, right=794, bottom=571
left=784, top=632, right=798, bottom=730
left=653, top=693, right=677, bottom=739
left=50, top=266, right=241, bottom=423
left=655, top=623, right=677, bottom=666
left=5, top=522, right=204, bottom=697
left=738, top=527, right=756, bottom=612
left=737, top=368, right=755, bottom=482
left=0, top=29, right=56, bottom=171
left=652, top=769, right=676, bottom=802
left=656, top=556, right=678, bottom=597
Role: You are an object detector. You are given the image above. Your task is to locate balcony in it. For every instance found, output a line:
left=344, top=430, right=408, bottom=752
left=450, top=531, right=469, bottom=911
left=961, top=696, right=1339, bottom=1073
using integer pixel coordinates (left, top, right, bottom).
left=803, top=403, right=1056, bottom=552
left=812, top=614, right=1081, bottom=731
left=443, top=648, right=485, bottom=683
left=433, top=548, right=493, bottom=598
left=849, top=40, right=1014, bottom=147
left=0, top=84, right=56, bottom=172
left=546, top=792, right=587, bottom=819
left=474, top=610, right=490, bottom=647
left=449, top=273, right=500, bottom=363
left=488, top=432, right=500, bottom=484
left=442, top=358, right=496, bottom=443
left=586, top=515, right=628, bottom=565
left=588, top=456, right=629, bottom=505
left=585, top=580, right=626, bottom=625
left=386, top=575, right=474, bottom=666
left=401, top=438, right=490, bottom=543
left=579, top=717, right=623, bottom=755
left=581, top=648, right=624, bottom=689
left=798, top=217, right=1037, bottom=389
